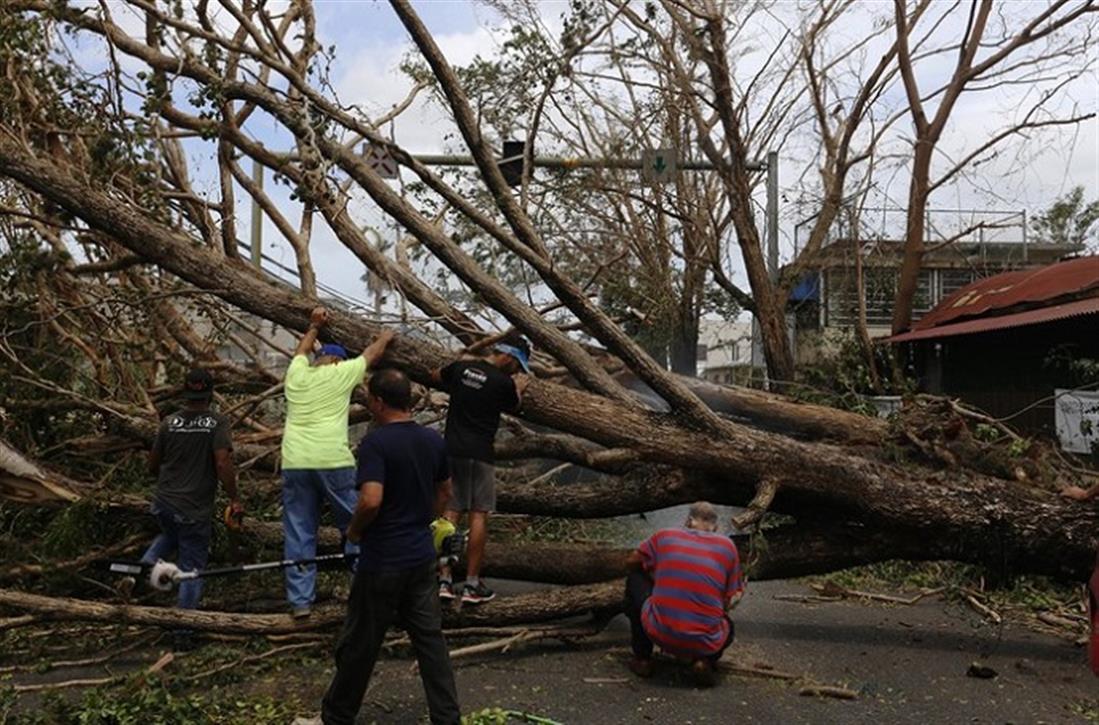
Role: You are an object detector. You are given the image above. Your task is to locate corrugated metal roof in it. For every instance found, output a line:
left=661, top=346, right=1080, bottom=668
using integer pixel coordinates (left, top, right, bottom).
left=911, top=255, right=1099, bottom=331
left=887, top=296, right=1099, bottom=343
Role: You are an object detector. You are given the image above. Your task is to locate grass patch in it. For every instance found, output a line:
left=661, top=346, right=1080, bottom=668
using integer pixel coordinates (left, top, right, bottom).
left=813, top=560, right=1086, bottom=622
left=1069, top=699, right=1099, bottom=723
left=3, top=676, right=303, bottom=725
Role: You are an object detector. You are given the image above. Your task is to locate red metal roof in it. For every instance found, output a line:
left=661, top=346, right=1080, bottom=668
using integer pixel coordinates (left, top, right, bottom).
left=910, top=255, right=1099, bottom=331
left=888, top=295, right=1099, bottom=343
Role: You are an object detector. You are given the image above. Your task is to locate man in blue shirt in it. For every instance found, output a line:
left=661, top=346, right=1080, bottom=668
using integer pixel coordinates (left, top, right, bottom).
left=319, top=369, right=460, bottom=725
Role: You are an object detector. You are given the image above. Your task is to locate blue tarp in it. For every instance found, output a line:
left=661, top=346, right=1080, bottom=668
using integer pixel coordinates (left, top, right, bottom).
left=791, top=273, right=820, bottom=302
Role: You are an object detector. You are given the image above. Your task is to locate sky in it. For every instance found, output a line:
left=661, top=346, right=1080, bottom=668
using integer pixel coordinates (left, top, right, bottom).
left=311, top=0, right=1098, bottom=309
left=54, top=1, right=1099, bottom=317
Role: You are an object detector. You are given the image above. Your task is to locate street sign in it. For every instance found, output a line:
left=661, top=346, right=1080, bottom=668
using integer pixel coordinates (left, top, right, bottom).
left=364, top=143, right=399, bottom=179
left=641, top=148, right=677, bottom=184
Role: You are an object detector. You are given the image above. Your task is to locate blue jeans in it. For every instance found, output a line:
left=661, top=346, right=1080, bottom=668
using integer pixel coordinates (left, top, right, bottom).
left=141, top=504, right=212, bottom=610
left=282, top=468, right=359, bottom=609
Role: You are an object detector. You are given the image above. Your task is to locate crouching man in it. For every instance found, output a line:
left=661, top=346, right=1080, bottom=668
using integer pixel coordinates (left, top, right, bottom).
left=624, top=501, right=744, bottom=687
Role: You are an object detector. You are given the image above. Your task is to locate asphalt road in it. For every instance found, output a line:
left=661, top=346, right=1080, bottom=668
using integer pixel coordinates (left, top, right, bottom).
left=335, top=579, right=1097, bottom=725
left=5, top=578, right=1095, bottom=723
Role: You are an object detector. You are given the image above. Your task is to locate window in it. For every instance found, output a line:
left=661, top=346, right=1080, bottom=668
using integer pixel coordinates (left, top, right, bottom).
left=825, top=267, right=933, bottom=327
left=697, top=344, right=708, bottom=361
left=939, top=269, right=979, bottom=300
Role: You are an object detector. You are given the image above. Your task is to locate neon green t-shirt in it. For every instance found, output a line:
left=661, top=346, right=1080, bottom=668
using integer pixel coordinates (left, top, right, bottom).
left=281, top=355, right=367, bottom=470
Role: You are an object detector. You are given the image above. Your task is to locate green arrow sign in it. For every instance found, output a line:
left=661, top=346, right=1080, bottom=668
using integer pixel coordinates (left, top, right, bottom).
left=642, top=148, right=677, bottom=184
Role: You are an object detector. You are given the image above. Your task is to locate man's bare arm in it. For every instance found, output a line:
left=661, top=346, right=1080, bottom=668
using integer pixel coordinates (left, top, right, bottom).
left=434, top=478, right=453, bottom=518
left=294, top=307, right=328, bottom=357
left=625, top=550, right=645, bottom=571
left=348, top=482, right=383, bottom=543
left=512, top=374, right=531, bottom=411
left=1062, top=482, right=1099, bottom=501
left=362, top=329, right=396, bottom=368
left=214, top=448, right=240, bottom=504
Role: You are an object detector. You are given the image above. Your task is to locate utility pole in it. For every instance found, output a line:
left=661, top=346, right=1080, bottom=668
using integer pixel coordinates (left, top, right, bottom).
left=249, top=157, right=263, bottom=270
left=766, top=150, right=779, bottom=281
left=411, top=148, right=782, bottom=382
left=411, top=153, right=766, bottom=174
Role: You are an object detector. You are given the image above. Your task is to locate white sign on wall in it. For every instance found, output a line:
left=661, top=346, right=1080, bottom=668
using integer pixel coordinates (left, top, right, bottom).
left=1054, top=388, right=1099, bottom=454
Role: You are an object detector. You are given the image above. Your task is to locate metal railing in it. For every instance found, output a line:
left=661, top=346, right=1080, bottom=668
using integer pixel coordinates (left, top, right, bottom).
left=794, top=205, right=1030, bottom=259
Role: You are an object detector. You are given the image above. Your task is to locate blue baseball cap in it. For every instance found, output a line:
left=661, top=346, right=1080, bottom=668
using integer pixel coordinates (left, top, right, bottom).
left=318, top=343, right=348, bottom=360
left=494, top=343, right=531, bottom=373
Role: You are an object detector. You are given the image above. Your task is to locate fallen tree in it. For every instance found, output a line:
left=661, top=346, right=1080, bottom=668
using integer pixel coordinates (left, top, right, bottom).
left=0, top=582, right=622, bottom=635
left=0, top=0, right=1097, bottom=642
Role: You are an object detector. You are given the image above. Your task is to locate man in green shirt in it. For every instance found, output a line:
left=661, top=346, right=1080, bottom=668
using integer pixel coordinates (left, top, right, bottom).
left=282, top=307, right=394, bottom=618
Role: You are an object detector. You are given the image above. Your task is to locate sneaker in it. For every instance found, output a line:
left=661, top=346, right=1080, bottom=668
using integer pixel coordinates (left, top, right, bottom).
left=460, top=581, right=496, bottom=605
left=290, top=717, right=322, bottom=725
left=291, top=605, right=312, bottom=620
left=628, top=657, right=654, bottom=678
left=438, top=580, right=456, bottom=601
left=691, top=658, right=717, bottom=688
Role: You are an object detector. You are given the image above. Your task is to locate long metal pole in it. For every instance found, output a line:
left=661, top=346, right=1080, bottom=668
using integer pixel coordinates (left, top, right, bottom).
left=766, top=150, right=779, bottom=280
left=411, top=153, right=767, bottom=173
left=249, top=157, right=263, bottom=269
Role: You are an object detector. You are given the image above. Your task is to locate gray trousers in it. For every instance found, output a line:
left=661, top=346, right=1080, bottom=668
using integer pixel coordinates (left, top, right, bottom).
left=321, top=562, right=460, bottom=724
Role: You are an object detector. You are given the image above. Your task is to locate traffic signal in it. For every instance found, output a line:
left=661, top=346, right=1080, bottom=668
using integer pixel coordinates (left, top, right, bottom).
left=500, top=139, right=529, bottom=188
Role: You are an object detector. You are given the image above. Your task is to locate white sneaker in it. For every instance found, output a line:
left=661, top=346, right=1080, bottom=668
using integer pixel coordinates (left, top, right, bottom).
left=291, top=717, right=322, bottom=725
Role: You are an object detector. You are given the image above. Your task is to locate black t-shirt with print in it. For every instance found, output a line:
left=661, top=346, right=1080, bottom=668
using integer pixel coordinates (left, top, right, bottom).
left=152, top=409, right=233, bottom=521
left=440, top=359, right=519, bottom=462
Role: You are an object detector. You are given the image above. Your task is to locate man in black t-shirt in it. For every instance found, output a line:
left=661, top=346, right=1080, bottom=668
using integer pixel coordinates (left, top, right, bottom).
left=141, top=368, right=241, bottom=610
left=320, top=369, right=460, bottom=725
left=432, top=334, right=531, bottom=605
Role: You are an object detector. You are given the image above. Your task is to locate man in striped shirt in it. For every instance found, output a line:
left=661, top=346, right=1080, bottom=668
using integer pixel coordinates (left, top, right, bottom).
left=624, top=501, right=744, bottom=686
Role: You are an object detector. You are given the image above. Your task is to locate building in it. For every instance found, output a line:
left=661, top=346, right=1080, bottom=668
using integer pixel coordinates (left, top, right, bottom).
left=889, top=255, right=1099, bottom=440
left=790, top=207, right=1083, bottom=365
left=696, top=319, right=753, bottom=384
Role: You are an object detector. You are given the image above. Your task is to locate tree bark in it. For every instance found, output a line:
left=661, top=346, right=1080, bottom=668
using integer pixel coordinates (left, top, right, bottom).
left=0, top=439, right=85, bottom=504
left=667, top=313, right=699, bottom=377
left=891, top=144, right=933, bottom=334
left=0, top=582, right=623, bottom=634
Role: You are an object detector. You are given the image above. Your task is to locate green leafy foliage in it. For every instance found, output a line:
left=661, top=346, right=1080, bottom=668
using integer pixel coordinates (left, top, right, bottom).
left=1030, top=185, right=1099, bottom=248
left=1044, top=344, right=1099, bottom=388
left=462, top=708, right=561, bottom=725
left=3, top=676, right=301, bottom=725
left=0, top=684, right=16, bottom=725
left=820, top=560, right=1081, bottom=614
left=794, top=331, right=909, bottom=412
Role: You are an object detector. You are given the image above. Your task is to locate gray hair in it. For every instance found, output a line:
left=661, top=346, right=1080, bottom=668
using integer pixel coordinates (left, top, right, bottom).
left=685, top=501, right=719, bottom=532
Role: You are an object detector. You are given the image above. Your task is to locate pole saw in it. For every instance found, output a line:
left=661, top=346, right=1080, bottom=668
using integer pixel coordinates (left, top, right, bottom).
left=106, top=518, right=467, bottom=592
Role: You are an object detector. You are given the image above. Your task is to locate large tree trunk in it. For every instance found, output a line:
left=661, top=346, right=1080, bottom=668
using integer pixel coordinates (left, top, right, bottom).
left=0, top=582, right=623, bottom=634
left=667, top=312, right=699, bottom=377
left=891, top=140, right=934, bottom=335
left=1, top=139, right=1098, bottom=589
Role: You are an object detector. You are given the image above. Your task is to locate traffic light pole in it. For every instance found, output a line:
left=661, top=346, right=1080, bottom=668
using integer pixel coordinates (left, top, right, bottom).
left=411, top=153, right=766, bottom=173
left=411, top=151, right=774, bottom=262
left=411, top=151, right=777, bottom=279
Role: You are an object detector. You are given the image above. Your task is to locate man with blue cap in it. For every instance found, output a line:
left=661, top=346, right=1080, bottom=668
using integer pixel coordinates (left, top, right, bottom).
left=433, top=332, right=531, bottom=605
left=281, top=306, right=394, bottom=618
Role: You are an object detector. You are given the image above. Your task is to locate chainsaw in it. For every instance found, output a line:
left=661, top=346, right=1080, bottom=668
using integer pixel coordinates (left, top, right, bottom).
left=107, top=518, right=467, bottom=591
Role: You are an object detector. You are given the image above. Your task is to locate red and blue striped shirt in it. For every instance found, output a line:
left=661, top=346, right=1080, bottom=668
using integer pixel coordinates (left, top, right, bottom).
left=637, top=528, right=744, bottom=657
